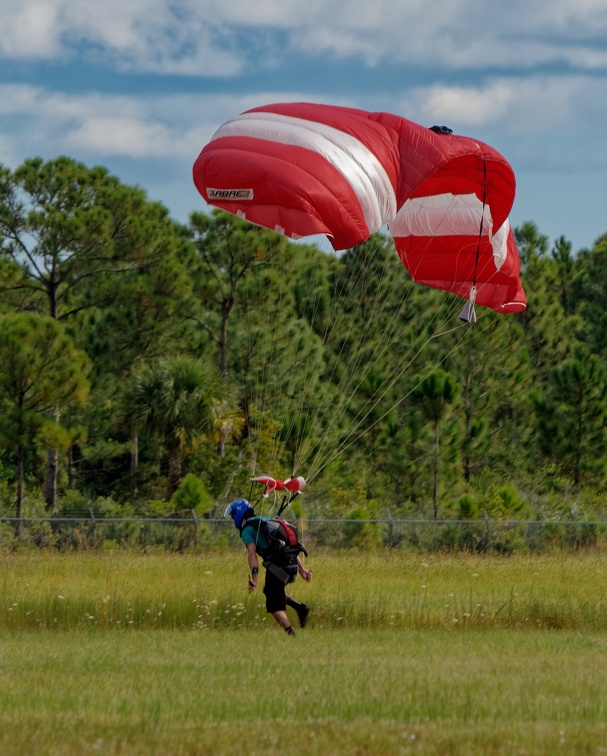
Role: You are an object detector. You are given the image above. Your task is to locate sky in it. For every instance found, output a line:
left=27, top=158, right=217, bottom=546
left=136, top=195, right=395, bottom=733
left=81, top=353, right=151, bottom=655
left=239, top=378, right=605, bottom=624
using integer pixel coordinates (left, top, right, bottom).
left=0, top=0, right=606, bottom=253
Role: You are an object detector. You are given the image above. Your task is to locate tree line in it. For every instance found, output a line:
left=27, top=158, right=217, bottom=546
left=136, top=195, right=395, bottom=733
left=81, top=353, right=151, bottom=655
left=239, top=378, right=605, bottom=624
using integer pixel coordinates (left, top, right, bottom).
left=1, top=155, right=607, bottom=529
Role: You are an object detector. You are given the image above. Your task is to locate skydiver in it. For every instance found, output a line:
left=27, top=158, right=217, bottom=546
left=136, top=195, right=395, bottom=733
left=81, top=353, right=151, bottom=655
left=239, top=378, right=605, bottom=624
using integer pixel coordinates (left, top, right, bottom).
left=225, top=498, right=312, bottom=634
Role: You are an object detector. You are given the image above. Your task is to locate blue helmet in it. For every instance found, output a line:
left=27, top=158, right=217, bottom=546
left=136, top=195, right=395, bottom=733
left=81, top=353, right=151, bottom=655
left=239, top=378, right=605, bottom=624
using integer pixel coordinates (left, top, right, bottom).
left=224, top=498, right=253, bottom=529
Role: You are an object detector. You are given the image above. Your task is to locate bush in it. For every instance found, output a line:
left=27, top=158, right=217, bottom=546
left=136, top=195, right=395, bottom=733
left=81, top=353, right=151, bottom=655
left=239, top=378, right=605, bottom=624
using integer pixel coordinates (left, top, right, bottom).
left=342, top=507, right=382, bottom=548
left=170, top=474, right=213, bottom=516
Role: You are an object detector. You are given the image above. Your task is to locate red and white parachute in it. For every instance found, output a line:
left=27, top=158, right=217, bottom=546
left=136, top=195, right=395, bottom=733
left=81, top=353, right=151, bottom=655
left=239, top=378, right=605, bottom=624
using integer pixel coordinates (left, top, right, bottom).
left=193, top=102, right=526, bottom=318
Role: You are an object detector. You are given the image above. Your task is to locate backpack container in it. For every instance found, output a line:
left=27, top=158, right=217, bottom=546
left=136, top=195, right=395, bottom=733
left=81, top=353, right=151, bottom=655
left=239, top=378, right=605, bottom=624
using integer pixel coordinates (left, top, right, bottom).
left=245, top=517, right=308, bottom=584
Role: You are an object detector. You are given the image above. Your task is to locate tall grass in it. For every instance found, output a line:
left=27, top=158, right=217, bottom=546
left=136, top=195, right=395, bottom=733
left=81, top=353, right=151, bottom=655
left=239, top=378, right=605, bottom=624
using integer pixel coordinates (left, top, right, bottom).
left=2, top=550, right=607, bottom=753
left=2, top=549, right=607, bottom=631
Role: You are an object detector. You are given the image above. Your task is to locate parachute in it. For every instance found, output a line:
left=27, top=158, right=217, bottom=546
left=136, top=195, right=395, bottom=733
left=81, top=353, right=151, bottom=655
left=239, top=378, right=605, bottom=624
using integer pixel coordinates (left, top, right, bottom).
left=192, top=101, right=526, bottom=318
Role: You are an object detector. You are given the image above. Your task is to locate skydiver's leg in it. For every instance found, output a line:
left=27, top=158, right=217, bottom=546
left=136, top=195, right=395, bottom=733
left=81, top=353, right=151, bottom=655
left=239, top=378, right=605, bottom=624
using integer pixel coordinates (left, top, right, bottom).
left=264, top=571, right=295, bottom=634
left=286, top=595, right=310, bottom=627
left=272, top=609, right=295, bottom=633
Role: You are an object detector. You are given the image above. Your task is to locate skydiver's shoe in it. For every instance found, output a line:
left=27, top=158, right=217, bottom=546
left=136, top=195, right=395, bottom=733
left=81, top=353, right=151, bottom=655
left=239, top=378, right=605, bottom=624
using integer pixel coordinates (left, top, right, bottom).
left=297, top=604, right=310, bottom=628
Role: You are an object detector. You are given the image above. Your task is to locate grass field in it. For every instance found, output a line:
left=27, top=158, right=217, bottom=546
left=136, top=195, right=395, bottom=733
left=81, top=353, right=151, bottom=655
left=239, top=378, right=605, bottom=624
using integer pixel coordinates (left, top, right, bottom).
left=2, top=549, right=607, bottom=754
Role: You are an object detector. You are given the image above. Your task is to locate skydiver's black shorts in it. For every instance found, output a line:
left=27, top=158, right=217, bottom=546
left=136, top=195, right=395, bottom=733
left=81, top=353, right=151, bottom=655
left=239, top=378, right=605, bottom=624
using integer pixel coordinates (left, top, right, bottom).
left=263, top=568, right=287, bottom=613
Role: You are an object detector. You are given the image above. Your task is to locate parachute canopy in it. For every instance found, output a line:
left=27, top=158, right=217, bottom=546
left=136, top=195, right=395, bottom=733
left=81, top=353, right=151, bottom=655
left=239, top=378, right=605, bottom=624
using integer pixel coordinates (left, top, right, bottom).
left=192, top=102, right=526, bottom=315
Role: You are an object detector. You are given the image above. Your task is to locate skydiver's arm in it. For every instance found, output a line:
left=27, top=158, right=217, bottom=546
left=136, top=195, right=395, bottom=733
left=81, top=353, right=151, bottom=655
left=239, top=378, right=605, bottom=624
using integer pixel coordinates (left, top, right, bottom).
left=246, top=542, right=259, bottom=592
left=297, top=555, right=312, bottom=582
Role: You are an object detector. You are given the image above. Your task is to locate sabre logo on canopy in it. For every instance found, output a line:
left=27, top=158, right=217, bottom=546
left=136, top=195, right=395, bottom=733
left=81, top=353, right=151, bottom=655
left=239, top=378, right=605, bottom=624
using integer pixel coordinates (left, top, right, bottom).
left=207, top=188, right=254, bottom=200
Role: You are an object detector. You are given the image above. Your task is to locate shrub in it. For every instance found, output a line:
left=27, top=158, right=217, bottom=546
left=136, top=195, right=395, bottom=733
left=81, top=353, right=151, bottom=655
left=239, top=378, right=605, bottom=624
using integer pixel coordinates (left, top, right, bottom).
left=170, top=474, right=213, bottom=516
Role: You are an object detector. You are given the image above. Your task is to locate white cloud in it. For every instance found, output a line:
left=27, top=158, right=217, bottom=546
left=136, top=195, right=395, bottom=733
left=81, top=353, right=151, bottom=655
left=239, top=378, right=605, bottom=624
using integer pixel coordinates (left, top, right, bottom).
left=361, top=73, right=607, bottom=142
left=410, top=81, right=518, bottom=127
left=0, top=1, right=63, bottom=58
left=0, top=85, right=194, bottom=163
left=0, top=0, right=244, bottom=75
left=67, top=117, right=177, bottom=158
left=1, top=72, right=606, bottom=176
left=1, top=0, right=606, bottom=73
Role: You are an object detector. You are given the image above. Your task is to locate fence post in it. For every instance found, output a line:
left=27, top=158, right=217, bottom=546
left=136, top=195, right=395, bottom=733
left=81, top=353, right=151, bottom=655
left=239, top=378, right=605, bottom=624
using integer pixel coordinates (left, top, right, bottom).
left=87, top=507, right=96, bottom=547
left=482, top=510, right=490, bottom=553
left=192, top=509, right=198, bottom=550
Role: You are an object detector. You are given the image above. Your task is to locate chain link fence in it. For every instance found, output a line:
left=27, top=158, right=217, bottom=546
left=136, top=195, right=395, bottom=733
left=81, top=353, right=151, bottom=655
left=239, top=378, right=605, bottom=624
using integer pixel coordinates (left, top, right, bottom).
left=1, top=514, right=606, bottom=553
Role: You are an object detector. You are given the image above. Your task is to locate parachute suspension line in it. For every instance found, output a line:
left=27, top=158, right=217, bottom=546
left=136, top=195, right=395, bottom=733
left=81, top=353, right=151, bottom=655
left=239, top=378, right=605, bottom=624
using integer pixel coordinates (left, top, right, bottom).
left=305, top=328, right=439, bottom=482
left=293, top=239, right=418, bottom=478
left=267, top=236, right=349, bottom=480
left=294, top=245, right=390, bottom=457
left=302, top=216, right=495, bottom=482
left=234, top=203, right=491, bottom=493
left=262, top=237, right=306, bottom=476
left=306, top=213, right=476, bottom=480
left=283, top=238, right=399, bottom=478
left=300, top=238, right=468, bottom=482
left=271, top=235, right=375, bottom=482
left=276, top=241, right=360, bottom=477
left=308, top=308, right=497, bottom=483
left=271, top=222, right=488, bottom=487
left=239, top=234, right=267, bottom=478
left=261, top=238, right=295, bottom=472
left=459, top=157, right=487, bottom=324
left=235, top=231, right=291, bottom=478
left=275, top=239, right=342, bottom=479
left=238, top=225, right=488, bottom=493
left=299, top=278, right=413, bottom=475
left=304, top=304, right=458, bottom=482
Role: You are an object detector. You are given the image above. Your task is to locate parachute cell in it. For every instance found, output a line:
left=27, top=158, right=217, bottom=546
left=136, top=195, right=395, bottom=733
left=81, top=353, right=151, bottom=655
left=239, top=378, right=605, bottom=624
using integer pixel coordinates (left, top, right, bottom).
left=193, top=102, right=526, bottom=315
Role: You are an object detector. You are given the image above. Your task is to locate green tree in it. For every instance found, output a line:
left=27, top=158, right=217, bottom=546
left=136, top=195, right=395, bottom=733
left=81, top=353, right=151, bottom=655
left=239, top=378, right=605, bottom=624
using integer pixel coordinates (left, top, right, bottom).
left=445, top=313, right=530, bottom=484
left=413, top=370, right=459, bottom=518
left=188, top=209, right=287, bottom=377
left=170, top=473, right=213, bottom=516
left=551, top=235, right=575, bottom=314
left=533, top=345, right=607, bottom=487
left=0, top=313, right=90, bottom=533
left=572, top=234, right=607, bottom=358
left=515, top=221, right=549, bottom=272
left=119, top=357, right=225, bottom=499
left=0, top=156, right=193, bottom=509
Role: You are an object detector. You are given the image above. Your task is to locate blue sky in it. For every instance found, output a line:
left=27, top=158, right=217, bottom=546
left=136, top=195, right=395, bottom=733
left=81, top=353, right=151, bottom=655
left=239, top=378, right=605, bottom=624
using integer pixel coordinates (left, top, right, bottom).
left=1, top=0, right=606, bottom=252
